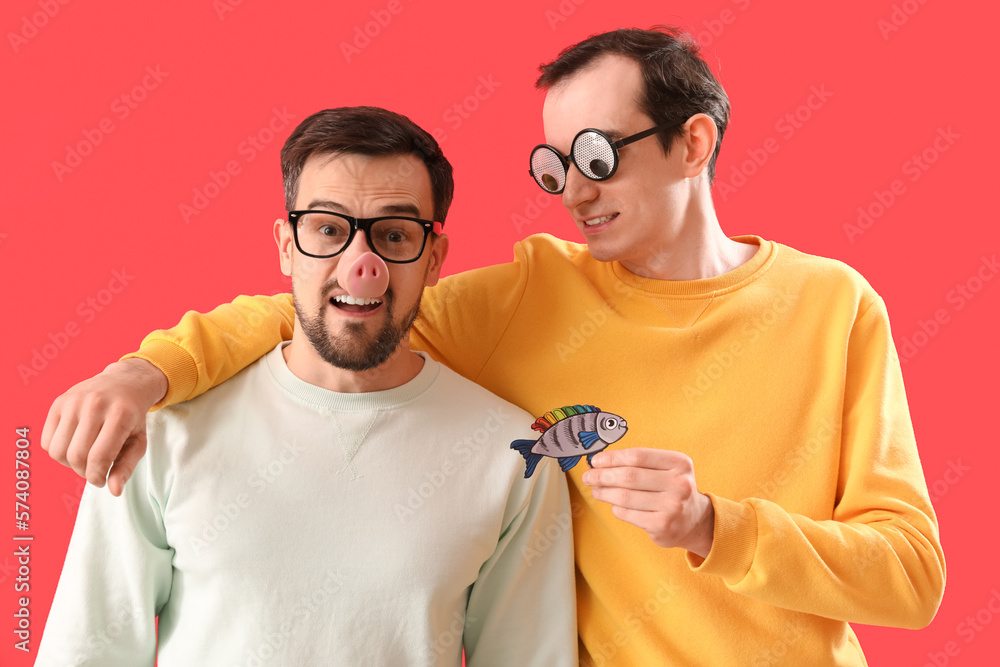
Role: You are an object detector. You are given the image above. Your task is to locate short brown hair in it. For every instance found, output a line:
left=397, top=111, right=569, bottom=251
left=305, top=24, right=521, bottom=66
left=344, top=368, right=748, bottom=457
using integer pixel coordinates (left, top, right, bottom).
left=536, top=26, right=730, bottom=183
left=281, top=106, right=454, bottom=222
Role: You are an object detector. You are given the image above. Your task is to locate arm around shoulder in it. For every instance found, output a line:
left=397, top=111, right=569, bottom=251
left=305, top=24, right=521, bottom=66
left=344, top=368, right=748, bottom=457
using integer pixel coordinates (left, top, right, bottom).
left=42, top=293, right=294, bottom=493
left=123, top=293, right=295, bottom=407
left=41, top=357, right=165, bottom=492
left=413, top=252, right=529, bottom=382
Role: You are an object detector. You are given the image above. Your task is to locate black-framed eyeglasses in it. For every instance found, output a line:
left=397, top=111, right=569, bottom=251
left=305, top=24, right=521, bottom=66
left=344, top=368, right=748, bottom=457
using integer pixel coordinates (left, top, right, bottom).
left=528, top=122, right=682, bottom=194
left=287, top=210, right=444, bottom=264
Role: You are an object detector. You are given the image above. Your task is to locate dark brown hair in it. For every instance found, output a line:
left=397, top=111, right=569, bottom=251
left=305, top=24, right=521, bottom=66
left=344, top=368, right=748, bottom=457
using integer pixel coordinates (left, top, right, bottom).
left=536, top=26, right=730, bottom=183
left=281, top=106, right=454, bottom=222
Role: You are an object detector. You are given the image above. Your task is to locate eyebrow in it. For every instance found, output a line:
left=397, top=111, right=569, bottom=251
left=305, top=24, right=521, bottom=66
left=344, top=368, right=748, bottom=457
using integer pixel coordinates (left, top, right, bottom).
left=379, top=202, right=424, bottom=218
left=601, top=128, right=627, bottom=142
left=560, top=127, right=626, bottom=149
left=307, top=199, right=349, bottom=213
left=306, top=199, right=425, bottom=219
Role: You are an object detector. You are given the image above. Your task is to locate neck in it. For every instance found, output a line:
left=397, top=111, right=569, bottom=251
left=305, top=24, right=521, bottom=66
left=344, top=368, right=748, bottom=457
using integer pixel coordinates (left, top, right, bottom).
left=282, top=331, right=424, bottom=393
left=620, top=188, right=757, bottom=281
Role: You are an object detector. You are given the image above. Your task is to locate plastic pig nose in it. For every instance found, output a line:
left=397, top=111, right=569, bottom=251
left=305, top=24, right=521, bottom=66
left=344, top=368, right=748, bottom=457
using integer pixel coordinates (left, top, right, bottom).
left=338, top=252, right=389, bottom=299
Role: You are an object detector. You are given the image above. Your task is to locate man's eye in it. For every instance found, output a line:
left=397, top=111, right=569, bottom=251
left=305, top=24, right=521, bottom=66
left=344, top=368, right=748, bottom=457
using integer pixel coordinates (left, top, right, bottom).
left=319, top=226, right=341, bottom=237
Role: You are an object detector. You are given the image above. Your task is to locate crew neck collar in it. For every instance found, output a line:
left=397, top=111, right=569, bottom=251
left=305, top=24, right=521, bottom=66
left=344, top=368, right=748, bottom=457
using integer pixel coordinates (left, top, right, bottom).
left=264, top=343, right=439, bottom=412
left=609, top=235, right=776, bottom=297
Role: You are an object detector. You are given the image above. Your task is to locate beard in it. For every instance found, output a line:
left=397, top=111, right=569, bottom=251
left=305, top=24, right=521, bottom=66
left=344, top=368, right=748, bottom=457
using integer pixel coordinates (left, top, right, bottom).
left=294, top=280, right=422, bottom=372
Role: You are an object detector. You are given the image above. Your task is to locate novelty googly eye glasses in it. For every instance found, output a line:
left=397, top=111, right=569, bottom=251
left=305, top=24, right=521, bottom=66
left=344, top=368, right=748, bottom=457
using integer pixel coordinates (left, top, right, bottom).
left=528, top=122, right=682, bottom=194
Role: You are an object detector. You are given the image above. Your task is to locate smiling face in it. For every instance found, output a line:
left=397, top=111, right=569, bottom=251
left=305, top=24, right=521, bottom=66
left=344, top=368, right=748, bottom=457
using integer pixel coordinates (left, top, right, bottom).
left=542, top=55, right=693, bottom=273
left=276, top=152, right=447, bottom=372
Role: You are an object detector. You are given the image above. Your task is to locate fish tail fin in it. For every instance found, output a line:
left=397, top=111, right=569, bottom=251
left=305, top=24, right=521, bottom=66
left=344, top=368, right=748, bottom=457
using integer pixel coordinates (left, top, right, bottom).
left=510, top=439, right=543, bottom=478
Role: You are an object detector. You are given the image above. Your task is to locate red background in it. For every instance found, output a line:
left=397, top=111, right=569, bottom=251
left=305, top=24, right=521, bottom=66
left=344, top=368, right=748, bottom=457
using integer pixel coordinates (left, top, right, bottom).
left=2, top=1, right=997, bottom=665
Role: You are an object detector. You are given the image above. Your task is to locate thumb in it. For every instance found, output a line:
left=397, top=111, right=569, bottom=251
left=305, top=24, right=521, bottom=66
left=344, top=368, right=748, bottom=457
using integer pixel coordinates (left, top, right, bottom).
left=107, top=430, right=148, bottom=497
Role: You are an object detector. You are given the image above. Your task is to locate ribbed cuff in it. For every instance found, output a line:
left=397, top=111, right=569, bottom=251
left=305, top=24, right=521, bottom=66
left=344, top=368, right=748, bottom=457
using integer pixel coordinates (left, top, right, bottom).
left=686, top=494, right=758, bottom=584
left=121, top=339, right=200, bottom=411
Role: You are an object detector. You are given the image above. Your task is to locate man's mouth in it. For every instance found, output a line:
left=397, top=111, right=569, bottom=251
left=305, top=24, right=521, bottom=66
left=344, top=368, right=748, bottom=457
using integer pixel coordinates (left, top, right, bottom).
left=583, top=213, right=618, bottom=228
left=330, top=294, right=384, bottom=315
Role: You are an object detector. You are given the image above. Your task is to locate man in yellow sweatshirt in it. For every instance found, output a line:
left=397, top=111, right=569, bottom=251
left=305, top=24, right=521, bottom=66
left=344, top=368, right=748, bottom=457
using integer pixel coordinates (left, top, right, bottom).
left=42, top=26, right=944, bottom=665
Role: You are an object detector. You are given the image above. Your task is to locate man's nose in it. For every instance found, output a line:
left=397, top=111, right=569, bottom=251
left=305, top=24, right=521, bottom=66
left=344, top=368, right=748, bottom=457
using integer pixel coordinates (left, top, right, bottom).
left=340, top=228, right=374, bottom=259
left=337, top=231, right=389, bottom=299
left=560, top=163, right=599, bottom=210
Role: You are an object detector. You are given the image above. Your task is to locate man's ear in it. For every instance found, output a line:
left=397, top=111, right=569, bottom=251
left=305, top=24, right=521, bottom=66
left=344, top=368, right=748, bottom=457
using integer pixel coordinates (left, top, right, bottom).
left=423, top=234, right=449, bottom=286
left=274, top=218, right=294, bottom=277
left=680, top=113, right=719, bottom=180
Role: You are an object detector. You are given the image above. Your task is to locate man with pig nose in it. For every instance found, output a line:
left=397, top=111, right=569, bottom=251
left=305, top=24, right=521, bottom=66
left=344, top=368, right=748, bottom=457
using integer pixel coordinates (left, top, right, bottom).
left=36, top=106, right=576, bottom=667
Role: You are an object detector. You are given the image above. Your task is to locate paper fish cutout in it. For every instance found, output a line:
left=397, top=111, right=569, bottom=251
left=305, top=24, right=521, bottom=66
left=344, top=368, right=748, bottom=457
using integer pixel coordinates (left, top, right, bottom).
left=510, top=405, right=628, bottom=478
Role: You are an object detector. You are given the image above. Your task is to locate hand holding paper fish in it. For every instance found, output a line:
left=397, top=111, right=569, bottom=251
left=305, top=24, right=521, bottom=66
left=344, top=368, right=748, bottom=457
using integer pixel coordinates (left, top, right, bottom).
left=583, top=448, right=716, bottom=558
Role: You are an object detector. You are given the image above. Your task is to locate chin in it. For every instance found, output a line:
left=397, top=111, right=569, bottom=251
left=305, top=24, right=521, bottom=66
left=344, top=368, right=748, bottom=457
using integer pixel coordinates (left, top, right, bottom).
left=586, top=238, right=658, bottom=276
left=583, top=235, right=625, bottom=264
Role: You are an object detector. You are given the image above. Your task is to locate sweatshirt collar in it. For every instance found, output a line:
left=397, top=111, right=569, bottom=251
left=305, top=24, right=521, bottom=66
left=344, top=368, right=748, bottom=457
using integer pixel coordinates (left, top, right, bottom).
left=264, top=343, right=439, bottom=412
left=609, top=235, right=776, bottom=297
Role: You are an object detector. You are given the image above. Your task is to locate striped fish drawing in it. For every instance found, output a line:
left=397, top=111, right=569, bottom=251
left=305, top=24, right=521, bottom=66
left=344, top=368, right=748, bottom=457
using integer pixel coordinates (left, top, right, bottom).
left=510, top=405, right=629, bottom=478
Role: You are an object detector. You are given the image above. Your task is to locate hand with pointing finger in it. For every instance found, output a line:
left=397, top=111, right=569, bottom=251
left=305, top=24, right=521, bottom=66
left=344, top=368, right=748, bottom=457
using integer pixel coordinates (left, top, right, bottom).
left=41, top=358, right=167, bottom=496
left=582, top=447, right=715, bottom=558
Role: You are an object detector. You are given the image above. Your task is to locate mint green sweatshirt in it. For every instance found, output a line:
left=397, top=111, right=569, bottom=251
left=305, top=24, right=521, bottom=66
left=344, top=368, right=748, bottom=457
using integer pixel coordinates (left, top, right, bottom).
left=37, top=346, right=577, bottom=666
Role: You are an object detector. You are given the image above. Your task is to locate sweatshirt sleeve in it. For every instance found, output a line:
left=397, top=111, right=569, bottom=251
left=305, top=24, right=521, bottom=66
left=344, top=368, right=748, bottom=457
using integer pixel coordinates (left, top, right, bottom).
left=463, top=458, right=578, bottom=667
left=35, top=456, right=173, bottom=666
left=686, top=296, right=946, bottom=629
left=412, top=250, right=528, bottom=383
left=122, top=293, right=295, bottom=409
left=121, top=247, right=529, bottom=409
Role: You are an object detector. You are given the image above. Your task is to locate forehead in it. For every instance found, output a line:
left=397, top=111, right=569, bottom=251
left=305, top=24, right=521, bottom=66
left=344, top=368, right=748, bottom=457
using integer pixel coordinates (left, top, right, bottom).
left=297, top=152, right=433, bottom=216
left=541, top=55, right=650, bottom=150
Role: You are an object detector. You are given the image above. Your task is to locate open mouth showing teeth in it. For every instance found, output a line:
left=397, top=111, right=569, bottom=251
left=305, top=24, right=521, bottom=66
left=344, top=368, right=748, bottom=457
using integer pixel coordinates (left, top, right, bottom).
left=330, top=295, right=383, bottom=313
left=585, top=213, right=618, bottom=227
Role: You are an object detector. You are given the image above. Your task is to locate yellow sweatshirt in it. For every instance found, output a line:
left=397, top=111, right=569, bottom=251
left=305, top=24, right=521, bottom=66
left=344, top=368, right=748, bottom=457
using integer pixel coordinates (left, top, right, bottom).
left=128, top=234, right=944, bottom=666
